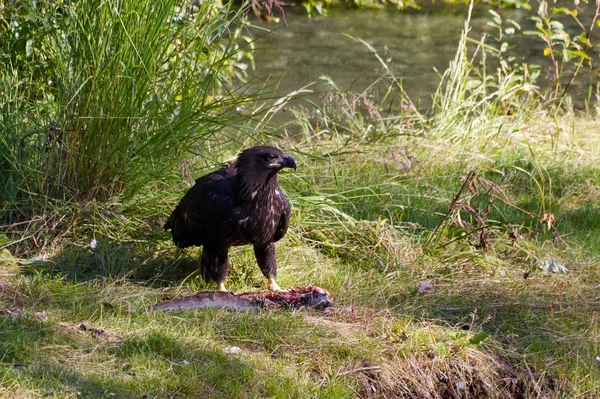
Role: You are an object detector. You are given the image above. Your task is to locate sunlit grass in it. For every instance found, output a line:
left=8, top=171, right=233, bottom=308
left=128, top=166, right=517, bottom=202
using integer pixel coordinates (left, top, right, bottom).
left=2, top=113, right=599, bottom=396
left=2, top=7, right=600, bottom=397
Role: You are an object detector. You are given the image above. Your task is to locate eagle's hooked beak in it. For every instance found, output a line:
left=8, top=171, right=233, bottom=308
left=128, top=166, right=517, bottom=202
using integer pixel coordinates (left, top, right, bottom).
left=281, top=154, right=297, bottom=171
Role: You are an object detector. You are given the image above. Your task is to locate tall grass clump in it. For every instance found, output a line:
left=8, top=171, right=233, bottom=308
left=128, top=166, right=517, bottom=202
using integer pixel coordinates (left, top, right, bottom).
left=430, top=4, right=539, bottom=141
left=0, top=0, right=252, bottom=229
left=1, top=1, right=600, bottom=397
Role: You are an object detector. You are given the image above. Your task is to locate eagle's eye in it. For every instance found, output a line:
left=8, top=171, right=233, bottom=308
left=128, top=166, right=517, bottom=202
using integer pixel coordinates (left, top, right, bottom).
left=265, top=154, right=277, bottom=161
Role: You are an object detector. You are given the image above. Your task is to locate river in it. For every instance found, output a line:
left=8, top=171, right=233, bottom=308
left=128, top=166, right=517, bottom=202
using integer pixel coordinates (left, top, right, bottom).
left=245, top=3, right=597, bottom=118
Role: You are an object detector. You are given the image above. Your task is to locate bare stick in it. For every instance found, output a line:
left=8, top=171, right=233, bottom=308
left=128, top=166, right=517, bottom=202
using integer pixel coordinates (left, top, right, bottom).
left=337, top=366, right=381, bottom=376
left=425, top=171, right=475, bottom=247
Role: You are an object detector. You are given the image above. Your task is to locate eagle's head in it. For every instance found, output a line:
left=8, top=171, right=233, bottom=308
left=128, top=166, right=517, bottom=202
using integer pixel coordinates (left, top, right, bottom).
left=235, top=146, right=296, bottom=201
left=236, top=146, right=297, bottom=174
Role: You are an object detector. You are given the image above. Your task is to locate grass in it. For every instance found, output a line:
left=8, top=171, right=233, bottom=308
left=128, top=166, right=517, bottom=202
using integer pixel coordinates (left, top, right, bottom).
left=0, top=0, right=254, bottom=225
left=2, top=111, right=599, bottom=397
left=2, top=3, right=600, bottom=398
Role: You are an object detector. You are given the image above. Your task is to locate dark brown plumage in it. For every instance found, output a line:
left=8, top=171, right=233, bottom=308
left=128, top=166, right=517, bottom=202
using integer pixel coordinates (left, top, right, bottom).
left=164, top=146, right=297, bottom=292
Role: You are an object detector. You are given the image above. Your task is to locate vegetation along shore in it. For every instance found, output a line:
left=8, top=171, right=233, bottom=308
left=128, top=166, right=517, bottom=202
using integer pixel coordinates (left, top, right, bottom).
left=1, top=0, right=599, bottom=397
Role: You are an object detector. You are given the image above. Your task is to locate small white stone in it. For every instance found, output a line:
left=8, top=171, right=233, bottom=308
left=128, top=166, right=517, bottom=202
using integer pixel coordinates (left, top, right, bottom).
left=223, top=346, right=243, bottom=354
left=417, top=281, right=434, bottom=294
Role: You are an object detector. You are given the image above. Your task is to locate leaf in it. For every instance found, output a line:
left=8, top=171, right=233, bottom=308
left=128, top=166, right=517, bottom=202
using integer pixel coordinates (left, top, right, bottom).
left=523, top=30, right=545, bottom=39
left=508, top=19, right=521, bottom=30
left=570, top=50, right=590, bottom=60
left=551, top=7, right=571, bottom=16
left=447, top=331, right=467, bottom=340
left=469, top=331, right=489, bottom=345
left=0, top=250, right=53, bottom=270
left=537, top=0, right=547, bottom=18
left=0, top=249, right=15, bottom=264
left=550, top=21, right=565, bottom=32
left=489, top=10, right=502, bottom=25
left=0, top=234, right=10, bottom=245
left=18, top=256, right=52, bottom=267
left=466, top=79, right=482, bottom=90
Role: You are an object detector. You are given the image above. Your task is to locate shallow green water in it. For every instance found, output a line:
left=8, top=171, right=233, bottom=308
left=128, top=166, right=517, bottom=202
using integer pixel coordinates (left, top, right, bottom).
left=246, top=4, right=595, bottom=116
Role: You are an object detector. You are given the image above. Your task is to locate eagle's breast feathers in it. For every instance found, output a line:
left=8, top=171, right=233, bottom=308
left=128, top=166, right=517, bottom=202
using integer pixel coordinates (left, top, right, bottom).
left=237, top=186, right=290, bottom=246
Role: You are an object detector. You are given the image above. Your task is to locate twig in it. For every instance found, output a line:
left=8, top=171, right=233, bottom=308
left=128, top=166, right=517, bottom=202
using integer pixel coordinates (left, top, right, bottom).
left=433, top=216, right=539, bottom=250
left=561, top=2, right=600, bottom=99
left=425, top=171, right=475, bottom=247
left=435, top=279, right=501, bottom=285
left=337, top=366, right=381, bottom=376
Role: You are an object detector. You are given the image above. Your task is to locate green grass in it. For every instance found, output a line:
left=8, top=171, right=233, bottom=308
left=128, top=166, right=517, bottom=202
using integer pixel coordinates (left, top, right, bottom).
left=2, top=3, right=600, bottom=397
left=2, top=114, right=599, bottom=397
left=0, top=0, right=254, bottom=227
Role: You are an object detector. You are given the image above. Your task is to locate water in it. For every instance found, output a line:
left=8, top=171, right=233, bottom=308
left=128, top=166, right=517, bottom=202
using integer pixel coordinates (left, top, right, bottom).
left=246, top=4, right=597, bottom=116
left=248, top=5, right=485, bottom=107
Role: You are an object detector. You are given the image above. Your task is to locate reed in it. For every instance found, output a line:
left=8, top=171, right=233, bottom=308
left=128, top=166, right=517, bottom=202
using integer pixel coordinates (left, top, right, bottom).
left=1, top=0, right=252, bottom=225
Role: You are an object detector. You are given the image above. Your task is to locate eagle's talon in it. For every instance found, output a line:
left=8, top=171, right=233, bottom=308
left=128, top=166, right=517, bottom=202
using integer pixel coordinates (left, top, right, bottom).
left=217, top=282, right=228, bottom=292
left=268, top=278, right=284, bottom=292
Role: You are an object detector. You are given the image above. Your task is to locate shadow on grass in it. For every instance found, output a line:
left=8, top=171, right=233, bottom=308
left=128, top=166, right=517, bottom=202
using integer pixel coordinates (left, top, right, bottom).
left=1, top=315, right=140, bottom=398
left=47, top=233, right=275, bottom=293
left=48, top=235, right=203, bottom=287
left=1, top=315, right=263, bottom=398
left=554, top=207, right=600, bottom=253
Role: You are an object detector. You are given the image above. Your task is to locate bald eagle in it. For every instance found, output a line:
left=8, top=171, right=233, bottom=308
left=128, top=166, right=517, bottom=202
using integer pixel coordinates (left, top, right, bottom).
left=164, top=146, right=297, bottom=292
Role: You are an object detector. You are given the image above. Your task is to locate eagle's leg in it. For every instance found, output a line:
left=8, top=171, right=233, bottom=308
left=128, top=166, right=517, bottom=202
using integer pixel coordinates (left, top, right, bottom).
left=254, top=243, right=283, bottom=292
left=201, top=246, right=229, bottom=292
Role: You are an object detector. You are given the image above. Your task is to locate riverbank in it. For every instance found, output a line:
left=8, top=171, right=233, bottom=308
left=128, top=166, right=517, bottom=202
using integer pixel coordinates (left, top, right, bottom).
left=3, top=81, right=600, bottom=396
left=2, top=1, right=600, bottom=397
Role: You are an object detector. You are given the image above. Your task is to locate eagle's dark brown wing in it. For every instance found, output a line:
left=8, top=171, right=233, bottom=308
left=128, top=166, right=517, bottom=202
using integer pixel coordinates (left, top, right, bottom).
left=273, top=191, right=291, bottom=242
left=164, top=164, right=242, bottom=248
